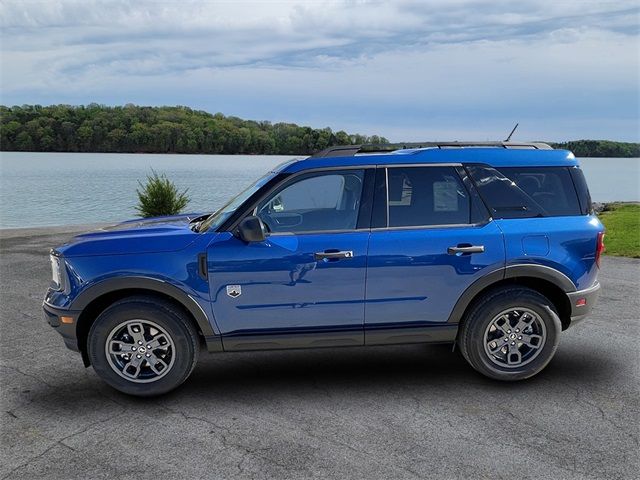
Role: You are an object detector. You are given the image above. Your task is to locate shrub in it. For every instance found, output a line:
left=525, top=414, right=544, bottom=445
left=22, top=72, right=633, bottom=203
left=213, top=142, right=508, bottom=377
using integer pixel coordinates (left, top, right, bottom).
left=136, top=170, right=190, bottom=218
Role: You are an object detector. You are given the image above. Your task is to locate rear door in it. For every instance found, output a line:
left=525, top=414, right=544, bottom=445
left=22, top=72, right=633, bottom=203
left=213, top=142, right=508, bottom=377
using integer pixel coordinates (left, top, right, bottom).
left=364, top=165, right=505, bottom=344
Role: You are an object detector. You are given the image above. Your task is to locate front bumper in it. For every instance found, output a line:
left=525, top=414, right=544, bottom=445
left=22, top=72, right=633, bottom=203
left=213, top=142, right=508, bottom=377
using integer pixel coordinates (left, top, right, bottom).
left=566, top=281, right=601, bottom=327
left=43, top=302, right=80, bottom=352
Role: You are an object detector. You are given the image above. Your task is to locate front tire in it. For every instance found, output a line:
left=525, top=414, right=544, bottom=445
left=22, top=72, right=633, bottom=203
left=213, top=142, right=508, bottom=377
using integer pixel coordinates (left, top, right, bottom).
left=458, top=287, right=562, bottom=381
left=88, top=296, right=199, bottom=396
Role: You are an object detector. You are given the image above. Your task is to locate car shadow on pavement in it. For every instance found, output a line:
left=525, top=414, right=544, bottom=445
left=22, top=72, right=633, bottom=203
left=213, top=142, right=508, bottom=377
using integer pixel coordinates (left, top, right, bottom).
left=166, top=342, right=620, bottom=400
left=9, top=342, right=619, bottom=414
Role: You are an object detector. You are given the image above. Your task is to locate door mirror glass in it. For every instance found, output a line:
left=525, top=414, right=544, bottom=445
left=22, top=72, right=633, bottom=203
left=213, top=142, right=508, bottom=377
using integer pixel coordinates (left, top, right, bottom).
left=237, top=216, right=267, bottom=242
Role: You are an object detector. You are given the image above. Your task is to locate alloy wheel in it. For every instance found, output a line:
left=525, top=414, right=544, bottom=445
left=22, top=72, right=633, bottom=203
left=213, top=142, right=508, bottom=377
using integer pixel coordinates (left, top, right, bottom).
left=483, top=307, right=547, bottom=368
left=104, top=319, right=175, bottom=383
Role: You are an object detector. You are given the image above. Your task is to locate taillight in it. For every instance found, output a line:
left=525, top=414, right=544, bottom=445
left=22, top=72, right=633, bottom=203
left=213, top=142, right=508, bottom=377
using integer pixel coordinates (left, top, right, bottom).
left=595, top=232, right=605, bottom=268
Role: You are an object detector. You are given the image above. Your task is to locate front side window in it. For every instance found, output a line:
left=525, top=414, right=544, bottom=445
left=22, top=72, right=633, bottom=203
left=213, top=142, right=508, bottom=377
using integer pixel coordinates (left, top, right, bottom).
left=386, top=167, right=472, bottom=227
left=257, top=170, right=365, bottom=233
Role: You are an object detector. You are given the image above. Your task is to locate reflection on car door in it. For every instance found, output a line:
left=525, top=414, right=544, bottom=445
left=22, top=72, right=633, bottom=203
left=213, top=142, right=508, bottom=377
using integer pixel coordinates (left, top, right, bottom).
left=207, top=169, right=373, bottom=351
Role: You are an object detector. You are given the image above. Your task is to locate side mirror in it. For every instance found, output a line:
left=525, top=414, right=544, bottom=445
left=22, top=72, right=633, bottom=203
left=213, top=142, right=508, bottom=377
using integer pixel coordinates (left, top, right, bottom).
left=237, top=216, right=267, bottom=243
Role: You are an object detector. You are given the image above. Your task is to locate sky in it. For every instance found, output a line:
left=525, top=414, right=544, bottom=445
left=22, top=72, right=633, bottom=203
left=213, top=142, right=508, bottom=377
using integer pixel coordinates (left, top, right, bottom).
left=1, top=0, right=639, bottom=142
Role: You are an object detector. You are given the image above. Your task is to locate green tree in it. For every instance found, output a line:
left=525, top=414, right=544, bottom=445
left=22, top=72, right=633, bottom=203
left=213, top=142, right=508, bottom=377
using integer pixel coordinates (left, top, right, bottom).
left=77, top=124, right=94, bottom=151
left=14, top=131, right=34, bottom=150
left=136, top=170, right=190, bottom=218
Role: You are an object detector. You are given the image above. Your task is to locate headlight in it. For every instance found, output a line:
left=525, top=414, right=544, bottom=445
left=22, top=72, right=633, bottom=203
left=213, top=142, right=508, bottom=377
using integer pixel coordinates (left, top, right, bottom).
left=50, top=254, right=63, bottom=289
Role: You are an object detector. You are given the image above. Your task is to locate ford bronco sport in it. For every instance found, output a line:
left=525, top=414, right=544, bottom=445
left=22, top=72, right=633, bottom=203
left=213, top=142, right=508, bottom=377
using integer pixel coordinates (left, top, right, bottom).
left=43, top=142, right=604, bottom=396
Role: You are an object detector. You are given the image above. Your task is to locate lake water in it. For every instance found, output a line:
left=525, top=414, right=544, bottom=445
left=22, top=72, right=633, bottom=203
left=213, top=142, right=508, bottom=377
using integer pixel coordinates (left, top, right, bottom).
left=0, top=152, right=638, bottom=229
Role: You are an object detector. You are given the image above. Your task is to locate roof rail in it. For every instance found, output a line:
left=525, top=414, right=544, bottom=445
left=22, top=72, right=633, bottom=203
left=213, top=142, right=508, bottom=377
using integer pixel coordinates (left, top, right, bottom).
left=310, top=141, right=553, bottom=158
left=311, top=145, right=362, bottom=158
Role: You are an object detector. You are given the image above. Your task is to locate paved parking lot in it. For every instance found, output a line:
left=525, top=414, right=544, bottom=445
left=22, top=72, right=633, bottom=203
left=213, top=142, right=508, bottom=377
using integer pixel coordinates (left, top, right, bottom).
left=1, top=227, right=638, bottom=479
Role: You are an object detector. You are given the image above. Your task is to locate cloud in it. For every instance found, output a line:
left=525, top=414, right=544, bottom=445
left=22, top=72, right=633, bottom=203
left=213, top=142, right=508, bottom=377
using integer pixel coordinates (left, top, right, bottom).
left=1, top=0, right=638, bottom=141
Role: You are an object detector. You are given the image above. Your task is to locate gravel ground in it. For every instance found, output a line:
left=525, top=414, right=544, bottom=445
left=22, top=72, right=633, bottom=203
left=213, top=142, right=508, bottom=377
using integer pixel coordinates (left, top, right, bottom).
left=1, top=227, right=639, bottom=480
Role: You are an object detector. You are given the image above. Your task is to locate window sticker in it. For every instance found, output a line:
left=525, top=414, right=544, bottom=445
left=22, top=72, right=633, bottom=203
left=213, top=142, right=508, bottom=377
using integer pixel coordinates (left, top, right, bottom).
left=433, top=181, right=458, bottom=211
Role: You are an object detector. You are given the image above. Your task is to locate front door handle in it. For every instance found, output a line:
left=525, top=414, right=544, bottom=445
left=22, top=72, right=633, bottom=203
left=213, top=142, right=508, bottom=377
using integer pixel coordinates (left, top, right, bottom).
left=314, top=250, right=354, bottom=261
left=447, top=245, right=485, bottom=255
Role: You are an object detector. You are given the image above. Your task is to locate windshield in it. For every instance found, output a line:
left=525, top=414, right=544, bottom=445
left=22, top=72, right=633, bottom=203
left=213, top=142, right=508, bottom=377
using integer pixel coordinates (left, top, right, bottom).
left=199, top=172, right=276, bottom=232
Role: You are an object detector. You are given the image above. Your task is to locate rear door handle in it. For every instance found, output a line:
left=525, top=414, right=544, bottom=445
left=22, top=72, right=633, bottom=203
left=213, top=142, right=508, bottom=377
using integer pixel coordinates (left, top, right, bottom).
left=314, top=250, right=354, bottom=261
left=447, top=245, right=485, bottom=255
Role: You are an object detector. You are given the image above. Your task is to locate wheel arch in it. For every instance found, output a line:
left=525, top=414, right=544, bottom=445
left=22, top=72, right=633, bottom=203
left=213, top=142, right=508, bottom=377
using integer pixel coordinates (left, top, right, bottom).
left=73, top=277, right=221, bottom=366
left=448, top=265, right=575, bottom=331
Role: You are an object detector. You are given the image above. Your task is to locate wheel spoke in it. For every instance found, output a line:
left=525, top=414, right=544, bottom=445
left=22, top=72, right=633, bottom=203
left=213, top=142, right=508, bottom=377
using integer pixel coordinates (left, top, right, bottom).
left=506, top=343, right=522, bottom=365
left=147, top=334, right=169, bottom=350
left=514, top=312, right=535, bottom=332
left=519, top=333, right=543, bottom=349
left=109, top=340, right=136, bottom=355
left=145, top=353, right=169, bottom=375
left=126, top=322, right=145, bottom=343
left=122, top=355, right=144, bottom=379
left=494, top=315, right=512, bottom=335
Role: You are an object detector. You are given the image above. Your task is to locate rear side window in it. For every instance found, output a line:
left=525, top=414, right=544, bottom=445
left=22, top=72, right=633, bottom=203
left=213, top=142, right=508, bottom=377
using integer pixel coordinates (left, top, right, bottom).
left=468, top=165, right=584, bottom=218
left=498, top=167, right=582, bottom=216
left=386, top=167, right=471, bottom=227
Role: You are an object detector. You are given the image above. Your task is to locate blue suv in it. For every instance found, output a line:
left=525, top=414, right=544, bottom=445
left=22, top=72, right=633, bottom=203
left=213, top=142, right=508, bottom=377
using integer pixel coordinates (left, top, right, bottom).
left=43, top=142, right=604, bottom=396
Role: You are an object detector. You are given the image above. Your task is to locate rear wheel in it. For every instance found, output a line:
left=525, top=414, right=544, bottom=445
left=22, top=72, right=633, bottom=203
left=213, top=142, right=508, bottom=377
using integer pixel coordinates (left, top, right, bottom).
left=458, top=287, right=561, bottom=381
left=88, top=296, right=199, bottom=396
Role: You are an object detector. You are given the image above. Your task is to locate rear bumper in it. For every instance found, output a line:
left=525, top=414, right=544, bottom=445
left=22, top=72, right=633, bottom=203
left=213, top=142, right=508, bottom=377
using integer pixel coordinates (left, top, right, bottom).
left=43, top=302, right=80, bottom=352
left=566, top=281, right=601, bottom=327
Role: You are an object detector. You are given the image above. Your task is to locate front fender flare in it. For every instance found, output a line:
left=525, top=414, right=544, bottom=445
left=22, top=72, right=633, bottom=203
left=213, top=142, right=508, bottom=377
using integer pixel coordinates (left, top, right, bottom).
left=71, top=276, right=218, bottom=339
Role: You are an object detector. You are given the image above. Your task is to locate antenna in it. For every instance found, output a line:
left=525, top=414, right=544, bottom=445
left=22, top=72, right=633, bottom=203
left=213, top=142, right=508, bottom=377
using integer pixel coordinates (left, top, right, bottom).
left=505, top=123, right=519, bottom=142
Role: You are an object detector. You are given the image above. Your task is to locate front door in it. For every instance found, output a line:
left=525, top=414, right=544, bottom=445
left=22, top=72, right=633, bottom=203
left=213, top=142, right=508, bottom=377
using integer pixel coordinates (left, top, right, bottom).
left=364, top=165, right=505, bottom=344
left=207, top=169, right=371, bottom=350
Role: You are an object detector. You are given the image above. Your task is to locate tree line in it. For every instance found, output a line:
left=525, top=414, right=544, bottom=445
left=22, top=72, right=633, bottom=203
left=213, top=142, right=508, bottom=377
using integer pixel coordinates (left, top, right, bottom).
left=1, top=104, right=637, bottom=157
left=0, top=104, right=388, bottom=155
left=549, top=140, right=640, bottom=158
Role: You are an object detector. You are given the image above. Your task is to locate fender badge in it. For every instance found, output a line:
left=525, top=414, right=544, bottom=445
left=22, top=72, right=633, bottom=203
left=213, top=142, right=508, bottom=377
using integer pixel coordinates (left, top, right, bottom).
left=226, top=285, right=242, bottom=298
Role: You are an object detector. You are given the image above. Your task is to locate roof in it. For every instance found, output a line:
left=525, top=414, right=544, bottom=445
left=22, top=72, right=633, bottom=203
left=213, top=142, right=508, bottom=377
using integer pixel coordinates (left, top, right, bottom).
left=279, top=146, right=578, bottom=174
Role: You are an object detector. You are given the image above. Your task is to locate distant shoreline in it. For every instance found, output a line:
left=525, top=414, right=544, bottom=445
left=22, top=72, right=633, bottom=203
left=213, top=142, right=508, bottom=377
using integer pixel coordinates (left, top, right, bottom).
left=2, top=104, right=639, bottom=157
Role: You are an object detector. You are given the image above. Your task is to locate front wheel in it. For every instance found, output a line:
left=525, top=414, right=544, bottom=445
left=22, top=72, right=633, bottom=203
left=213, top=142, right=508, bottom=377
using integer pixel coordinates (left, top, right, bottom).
left=458, top=287, right=562, bottom=381
left=88, top=296, right=199, bottom=396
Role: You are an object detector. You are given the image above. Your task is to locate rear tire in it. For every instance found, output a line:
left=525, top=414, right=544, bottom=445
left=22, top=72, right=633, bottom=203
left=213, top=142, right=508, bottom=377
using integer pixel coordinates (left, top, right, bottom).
left=458, top=287, right=561, bottom=381
left=88, top=296, right=199, bottom=396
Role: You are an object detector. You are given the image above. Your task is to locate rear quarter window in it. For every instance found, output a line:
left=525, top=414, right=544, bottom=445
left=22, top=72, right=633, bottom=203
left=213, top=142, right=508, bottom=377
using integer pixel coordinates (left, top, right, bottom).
left=467, top=165, right=585, bottom=218
left=568, top=167, right=593, bottom=214
left=498, top=167, right=582, bottom=216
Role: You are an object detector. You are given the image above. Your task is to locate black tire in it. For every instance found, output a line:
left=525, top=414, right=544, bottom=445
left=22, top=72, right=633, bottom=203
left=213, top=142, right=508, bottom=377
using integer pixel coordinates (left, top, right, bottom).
left=88, top=295, right=199, bottom=396
left=458, top=287, right=561, bottom=381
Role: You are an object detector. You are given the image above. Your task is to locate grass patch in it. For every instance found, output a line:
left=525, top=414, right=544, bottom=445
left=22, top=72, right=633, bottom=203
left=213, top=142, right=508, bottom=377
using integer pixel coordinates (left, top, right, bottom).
left=598, top=203, right=640, bottom=258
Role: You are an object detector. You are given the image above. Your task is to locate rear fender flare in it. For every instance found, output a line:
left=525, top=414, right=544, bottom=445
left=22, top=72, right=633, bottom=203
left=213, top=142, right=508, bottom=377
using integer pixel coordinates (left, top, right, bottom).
left=447, top=264, right=576, bottom=324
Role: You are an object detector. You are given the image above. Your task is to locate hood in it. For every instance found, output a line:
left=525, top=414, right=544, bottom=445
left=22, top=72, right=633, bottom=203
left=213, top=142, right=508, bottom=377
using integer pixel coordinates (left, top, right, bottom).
left=56, top=213, right=208, bottom=257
